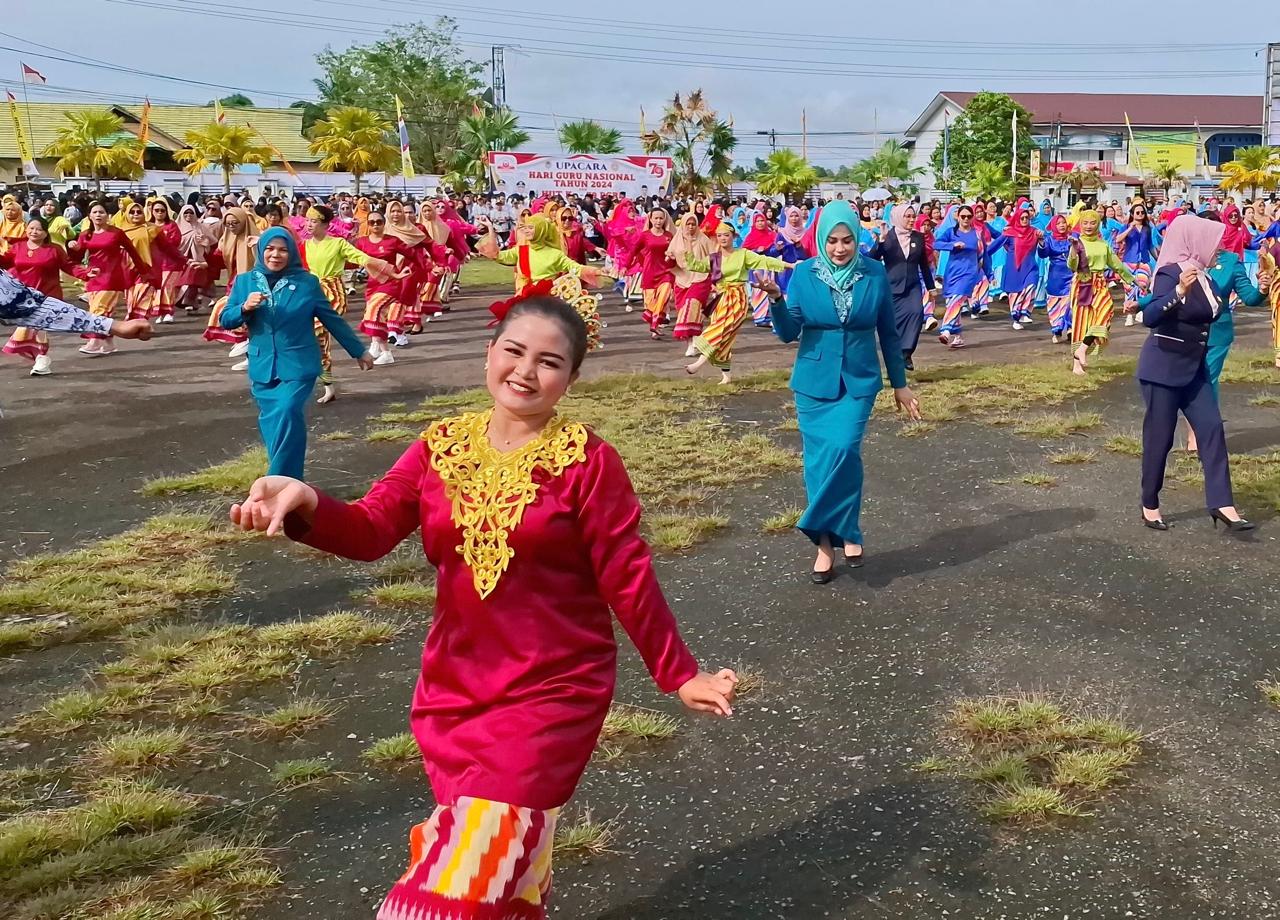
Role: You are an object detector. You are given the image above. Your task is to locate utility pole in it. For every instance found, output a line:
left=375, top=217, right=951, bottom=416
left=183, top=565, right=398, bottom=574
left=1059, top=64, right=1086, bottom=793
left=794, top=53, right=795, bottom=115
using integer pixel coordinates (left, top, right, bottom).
left=756, top=129, right=777, bottom=152
left=490, top=46, right=507, bottom=110
left=801, top=110, right=807, bottom=161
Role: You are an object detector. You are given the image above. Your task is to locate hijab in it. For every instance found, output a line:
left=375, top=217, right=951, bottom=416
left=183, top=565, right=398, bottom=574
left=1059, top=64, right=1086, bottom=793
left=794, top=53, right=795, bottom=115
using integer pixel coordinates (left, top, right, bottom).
left=1219, top=204, right=1250, bottom=256
left=1007, top=201, right=1039, bottom=270
left=0, top=195, right=25, bottom=241
left=889, top=204, right=915, bottom=253
left=111, top=196, right=134, bottom=230
left=742, top=213, right=776, bottom=252
left=779, top=206, right=806, bottom=244
left=177, top=205, right=216, bottom=260
left=219, top=206, right=257, bottom=277
left=418, top=202, right=452, bottom=246
left=384, top=205, right=426, bottom=247
left=121, top=203, right=156, bottom=265
left=814, top=200, right=863, bottom=322
left=252, top=227, right=306, bottom=293
left=354, top=197, right=371, bottom=237
left=1049, top=215, right=1069, bottom=241
left=1075, top=209, right=1102, bottom=240
left=525, top=214, right=562, bottom=250
left=1155, top=214, right=1224, bottom=272
left=666, top=213, right=712, bottom=276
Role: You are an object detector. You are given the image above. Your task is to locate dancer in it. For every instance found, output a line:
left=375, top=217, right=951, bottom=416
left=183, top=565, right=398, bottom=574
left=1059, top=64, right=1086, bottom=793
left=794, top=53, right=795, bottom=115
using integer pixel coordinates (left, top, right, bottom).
left=77, top=202, right=145, bottom=357
left=628, top=209, right=676, bottom=339
left=118, top=200, right=164, bottom=324
left=1137, top=214, right=1254, bottom=532
left=203, top=206, right=258, bottom=367
left=1115, top=202, right=1157, bottom=327
left=218, top=228, right=373, bottom=479
left=1, top=217, right=87, bottom=375
left=774, top=206, right=813, bottom=293
left=604, top=198, right=641, bottom=309
left=685, top=223, right=791, bottom=385
left=147, top=198, right=185, bottom=324
left=385, top=200, right=434, bottom=341
left=174, top=205, right=216, bottom=312
left=558, top=209, right=598, bottom=265
left=305, top=205, right=399, bottom=394
left=354, top=211, right=413, bottom=363
left=228, top=295, right=736, bottom=920
left=760, top=200, right=920, bottom=584
left=986, top=202, right=1041, bottom=331
left=416, top=200, right=460, bottom=321
left=968, top=202, right=994, bottom=316
left=869, top=205, right=933, bottom=370
left=742, top=212, right=781, bottom=327
left=667, top=212, right=714, bottom=354
left=932, top=204, right=981, bottom=349
left=1040, top=215, right=1075, bottom=343
left=1067, top=210, right=1135, bottom=375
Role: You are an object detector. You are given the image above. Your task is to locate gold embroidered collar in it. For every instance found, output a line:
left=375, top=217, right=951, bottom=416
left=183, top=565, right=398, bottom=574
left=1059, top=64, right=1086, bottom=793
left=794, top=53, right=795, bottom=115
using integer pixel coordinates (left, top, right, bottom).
left=426, top=409, right=588, bottom=599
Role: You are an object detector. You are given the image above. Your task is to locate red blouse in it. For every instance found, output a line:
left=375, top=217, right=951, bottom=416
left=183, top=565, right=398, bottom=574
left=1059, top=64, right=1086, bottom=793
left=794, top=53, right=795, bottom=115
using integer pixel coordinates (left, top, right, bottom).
left=353, top=236, right=409, bottom=299
left=286, top=420, right=699, bottom=810
left=149, top=221, right=186, bottom=273
left=628, top=229, right=676, bottom=287
left=0, top=242, right=84, bottom=298
left=76, top=227, right=142, bottom=292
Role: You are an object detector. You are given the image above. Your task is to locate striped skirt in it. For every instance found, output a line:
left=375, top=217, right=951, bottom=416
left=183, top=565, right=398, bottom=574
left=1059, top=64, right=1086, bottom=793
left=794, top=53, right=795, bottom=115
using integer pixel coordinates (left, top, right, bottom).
left=315, top=276, right=347, bottom=382
left=126, top=280, right=158, bottom=321
left=420, top=269, right=446, bottom=315
left=361, top=291, right=405, bottom=337
left=693, top=283, right=749, bottom=369
left=640, top=281, right=673, bottom=333
left=1123, top=261, right=1150, bottom=314
left=1069, top=272, right=1112, bottom=349
left=84, top=290, right=123, bottom=340
left=203, top=295, right=247, bottom=344
left=673, top=279, right=712, bottom=340
left=376, top=797, right=558, bottom=920
left=156, top=269, right=181, bottom=317
left=748, top=270, right=774, bottom=326
left=3, top=326, right=49, bottom=359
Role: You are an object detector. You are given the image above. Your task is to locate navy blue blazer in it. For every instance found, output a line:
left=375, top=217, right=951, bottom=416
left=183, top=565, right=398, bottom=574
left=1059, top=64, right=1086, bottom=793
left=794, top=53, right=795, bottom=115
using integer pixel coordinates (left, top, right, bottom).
left=868, top=231, right=934, bottom=299
left=1137, top=264, right=1216, bottom=388
left=770, top=258, right=908, bottom=400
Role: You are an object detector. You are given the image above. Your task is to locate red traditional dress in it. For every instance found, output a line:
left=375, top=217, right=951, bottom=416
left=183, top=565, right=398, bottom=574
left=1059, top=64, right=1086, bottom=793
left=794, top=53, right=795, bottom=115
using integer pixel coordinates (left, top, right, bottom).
left=77, top=227, right=143, bottom=340
left=0, top=241, right=85, bottom=359
left=148, top=216, right=186, bottom=319
left=285, top=411, right=700, bottom=919
left=627, top=229, right=676, bottom=334
left=353, top=235, right=410, bottom=337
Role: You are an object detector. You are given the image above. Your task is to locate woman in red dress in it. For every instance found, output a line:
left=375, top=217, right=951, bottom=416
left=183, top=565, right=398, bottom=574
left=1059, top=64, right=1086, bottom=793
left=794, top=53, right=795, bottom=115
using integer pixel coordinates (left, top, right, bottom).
left=174, top=205, right=217, bottom=312
left=147, top=198, right=186, bottom=323
left=230, top=296, right=736, bottom=920
left=353, top=210, right=413, bottom=358
left=76, top=201, right=145, bottom=356
left=628, top=208, right=676, bottom=338
left=1, top=216, right=88, bottom=375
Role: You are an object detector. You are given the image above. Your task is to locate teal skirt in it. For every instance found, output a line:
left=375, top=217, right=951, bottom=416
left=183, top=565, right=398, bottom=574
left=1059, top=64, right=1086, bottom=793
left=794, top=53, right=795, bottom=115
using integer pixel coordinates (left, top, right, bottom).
left=795, top=387, right=876, bottom=546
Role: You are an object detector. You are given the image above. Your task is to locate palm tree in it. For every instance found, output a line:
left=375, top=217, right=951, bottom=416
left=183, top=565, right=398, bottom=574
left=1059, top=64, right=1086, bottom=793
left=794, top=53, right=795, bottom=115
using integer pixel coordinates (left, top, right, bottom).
left=754, top=149, right=818, bottom=203
left=173, top=123, right=273, bottom=195
left=559, top=120, right=623, bottom=155
left=641, top=89, right=737, bottom=195
left=41, top=109, right=143, bottom=190
left=1219, top=145, right=1280, bottom=199
left=309, top=106, right=399, bottom=195
left=1150, top=163, right=1188, bottom=199
left=839, top=140, right=924, bottom=196
left=447, top=107, right=530, bottom=192
left=965, top=160, right=1018, bottom=200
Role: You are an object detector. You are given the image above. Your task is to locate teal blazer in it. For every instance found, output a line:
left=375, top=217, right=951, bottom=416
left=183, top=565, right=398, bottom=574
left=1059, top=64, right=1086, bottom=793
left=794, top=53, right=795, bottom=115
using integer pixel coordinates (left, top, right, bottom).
left=770, top=258, right=908, bottom=400
left=221, top=270, right=366, bottom=385
left=1205, top=251, right=1265, bottom=348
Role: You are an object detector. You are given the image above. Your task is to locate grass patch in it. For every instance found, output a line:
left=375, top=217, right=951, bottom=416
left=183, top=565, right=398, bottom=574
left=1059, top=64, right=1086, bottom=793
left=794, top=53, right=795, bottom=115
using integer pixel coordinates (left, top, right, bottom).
left=919, top=694, right=1144, bottom=826
left=141, top=447, right=265, bottom=497
left=553, top=810, right=616, bottom=859
left=899, top=420, right=937, bottom=438
left=85, top=728, right=198, bottom=774
left=733, top=670, right=764, bottom=697
left=0, top=513, right=244, bottom=648
left=1047, top=449, right=1097, bottom=465
left=249, top=697, right=336, bottom=737
left=646, top=513, right=728, bottom=553
left=1104, top=434, right=1142, bottom=457
left=365, top=427, right=419, bottom=443
left=370, top=554, right=429, bottom=581
left=318, top=430, right=355, bottom=441
left=361, top=734, right=420, bottom=771
left=365, top=579, right=437, bottom=609
left=461, top=257, right=518, bottom=289
left=270, top=758, right=333, bottom=789
left=761, top=507, right=803, bottom=534
left=1015, top=411, right=1103, bottom=439
left=1258, top=677, right=1280, bottom=709
left=601, top=705, right=679, bottom=742
left=1019, top=473, right=1058, bottom=489
left=777, top=415, right=799, bottom=432
left=1220, top=349, right=1279, bottom=385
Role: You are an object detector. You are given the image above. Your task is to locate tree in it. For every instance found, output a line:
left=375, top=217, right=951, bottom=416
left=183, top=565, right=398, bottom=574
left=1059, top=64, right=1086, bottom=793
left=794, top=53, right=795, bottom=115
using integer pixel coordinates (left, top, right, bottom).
left=559, top=120, right=623, bottom=155
left=309, top=106, right=399, bottom=195
left=845, top=140, right=925, bottom=195
left=641, top=90, right=737, bottom=195
left=290, top=100, right=328, bottom=135
left=446, top=107, right=530, bottom=193
left=1150, top=163, right=1188, bottom=198
left=929, top=91, right=1033, bottom=190
left=965, top=160, right=1018, bottom=199
left=1219, top=145, right=1280, bottom=199
left=173, top=123, right=273, bottom=195
left=41, top=109, right=143, bottom=189
left=312, top=18, right=484, bottom=174
left=208, top=93, right=254, bottom=108
left=754, top=149, right=818, bottom=202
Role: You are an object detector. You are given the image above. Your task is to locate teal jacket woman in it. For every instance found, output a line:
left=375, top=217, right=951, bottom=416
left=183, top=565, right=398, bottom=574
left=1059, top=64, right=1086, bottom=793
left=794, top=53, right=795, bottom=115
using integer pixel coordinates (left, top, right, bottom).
left=765, top=201, right=920, bottom=584
left=221, top=227, right=370, bottom=480
left=1204, top=250, right=1267, bottom=397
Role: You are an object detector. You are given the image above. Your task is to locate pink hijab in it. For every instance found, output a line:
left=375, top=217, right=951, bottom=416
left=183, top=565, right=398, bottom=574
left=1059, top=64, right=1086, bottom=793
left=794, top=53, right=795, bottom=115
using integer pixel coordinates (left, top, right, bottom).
left=1155, top=214, right=1224, bottom=271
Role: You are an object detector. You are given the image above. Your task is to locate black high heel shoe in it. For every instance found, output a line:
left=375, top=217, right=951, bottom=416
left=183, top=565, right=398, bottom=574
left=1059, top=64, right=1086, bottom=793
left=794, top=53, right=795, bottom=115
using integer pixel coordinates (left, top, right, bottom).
left=810, top=567, right=834, bottom=585
left=1141, top=510, right=1168, bottom=531
left=1209, top=508, right=1255, bottom=532
left=844, top=549, right=865, bottom=568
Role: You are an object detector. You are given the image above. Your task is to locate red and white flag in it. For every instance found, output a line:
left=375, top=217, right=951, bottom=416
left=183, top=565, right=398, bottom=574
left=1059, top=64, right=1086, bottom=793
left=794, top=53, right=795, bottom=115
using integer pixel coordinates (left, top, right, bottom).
left=21, top=63, right=47, bottom=85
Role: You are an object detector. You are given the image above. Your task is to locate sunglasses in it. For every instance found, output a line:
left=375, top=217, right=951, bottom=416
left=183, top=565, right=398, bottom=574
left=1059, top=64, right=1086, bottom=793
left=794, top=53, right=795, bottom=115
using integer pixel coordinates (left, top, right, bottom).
left=368, top=218, right=385, bottom=225
left=959, top=212, right=973, bottom=219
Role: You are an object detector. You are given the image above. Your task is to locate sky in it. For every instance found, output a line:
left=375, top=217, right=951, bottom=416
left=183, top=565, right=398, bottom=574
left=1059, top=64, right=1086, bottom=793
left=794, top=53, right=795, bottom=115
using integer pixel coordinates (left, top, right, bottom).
left=2, top=0, right=1276, bottom=168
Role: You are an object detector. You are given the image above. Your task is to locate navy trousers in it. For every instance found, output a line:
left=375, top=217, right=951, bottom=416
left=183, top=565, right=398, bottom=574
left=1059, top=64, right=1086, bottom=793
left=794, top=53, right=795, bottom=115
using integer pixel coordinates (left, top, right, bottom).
left=892, top=288, right=924, bottom=357
left=1139, top=368, right=1233, bottom=511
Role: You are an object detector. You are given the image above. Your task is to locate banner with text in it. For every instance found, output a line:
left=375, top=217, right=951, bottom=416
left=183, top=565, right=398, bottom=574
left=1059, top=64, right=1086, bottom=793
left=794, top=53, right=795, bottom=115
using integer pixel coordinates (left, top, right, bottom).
left=487, top=152, right=673, bottom=198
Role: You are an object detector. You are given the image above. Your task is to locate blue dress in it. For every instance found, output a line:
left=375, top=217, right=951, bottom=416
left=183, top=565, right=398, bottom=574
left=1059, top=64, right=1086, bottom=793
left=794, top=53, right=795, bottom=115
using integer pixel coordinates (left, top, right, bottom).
left=769, top=258, right=908, bottom=547
left=220, top=229, right=367, bottom=480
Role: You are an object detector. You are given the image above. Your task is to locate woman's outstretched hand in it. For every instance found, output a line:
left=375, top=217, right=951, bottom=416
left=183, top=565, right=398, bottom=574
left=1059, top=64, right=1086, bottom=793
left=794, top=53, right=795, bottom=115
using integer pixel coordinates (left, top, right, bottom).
left=678, top=668, right=738, bottom=717
left=756, top=276, right=782, bottom=299
left=230, top=475, right=318, bottom=536
left=894, top=386, right=922, bottom=420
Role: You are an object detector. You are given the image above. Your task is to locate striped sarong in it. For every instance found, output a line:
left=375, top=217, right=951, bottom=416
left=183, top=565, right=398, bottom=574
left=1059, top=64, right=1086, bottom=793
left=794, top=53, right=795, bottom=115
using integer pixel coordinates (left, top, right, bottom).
left=85, top=290, right=123, bottom=341
left=693, top=283, right=749, bottom=370
left=1070, top=272, right=1112, bottom=350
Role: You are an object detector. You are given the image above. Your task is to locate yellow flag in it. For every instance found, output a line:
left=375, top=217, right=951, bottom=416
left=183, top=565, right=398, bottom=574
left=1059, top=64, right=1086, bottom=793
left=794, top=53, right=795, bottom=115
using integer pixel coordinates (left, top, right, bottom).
left=214, top=99, right=226, bottom=125
left=137, top=98, right=151, bottom=166
left=6, top=91, right=38, bottom=176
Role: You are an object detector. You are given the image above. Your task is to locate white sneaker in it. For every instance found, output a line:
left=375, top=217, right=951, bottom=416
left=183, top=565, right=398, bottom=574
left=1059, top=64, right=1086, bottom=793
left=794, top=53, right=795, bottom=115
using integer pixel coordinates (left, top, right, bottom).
left=923, top=316, right=938, bottom=331
left=938, top=331, right=952, bottom=345
left=231, top=359, right=249, bottom=371
left=1051, top=333, right=1061, bottom=344
left=78, top=342, right=102, bottom=356
left=373, top=351, right=395, bottom=366
left=394, top=333, right=410, bottom=347
left=160, top=315, right=174, bottom=324
left=1012, top=321, right=1024, bottom=331
left=228, top=340, right=249, bottom=358
left=30, top=355, right=52, bottom=376
left=369, top=339, right=383, bottom=357
left=1125, top=314, right=1135, bottom=326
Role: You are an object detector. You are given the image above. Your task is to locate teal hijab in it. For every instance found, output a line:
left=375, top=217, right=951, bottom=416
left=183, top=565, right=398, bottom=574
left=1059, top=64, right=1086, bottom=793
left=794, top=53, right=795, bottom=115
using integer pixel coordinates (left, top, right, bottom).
left=815, top=200, right=862, bottom=287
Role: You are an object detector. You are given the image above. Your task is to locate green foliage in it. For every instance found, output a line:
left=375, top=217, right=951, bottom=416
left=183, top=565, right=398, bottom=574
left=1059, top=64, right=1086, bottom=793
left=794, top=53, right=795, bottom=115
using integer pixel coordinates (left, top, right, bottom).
left=313, top=18, right=485, bottom=174
left=842, top=140, right=923, bottom=195
left=446, top=106, right=530, bottom=193
left=559, top=119, right=623, bottom=155
left=641, top=89, right=737, bottom=195
left=930, top=91, right=1033, bottom=190
left=172, top=124, right=272, bottom=195
left=965, top=160, right=1018, bottom=200
left=754, top=149, right=818, bottom=202
left=41, top=110, right=143, bottom=188
left=210, top=94, right=254, bottom=108
left=1220, top=145, right=1280, bottom=198
left=309, top=106, right=398, bottom=194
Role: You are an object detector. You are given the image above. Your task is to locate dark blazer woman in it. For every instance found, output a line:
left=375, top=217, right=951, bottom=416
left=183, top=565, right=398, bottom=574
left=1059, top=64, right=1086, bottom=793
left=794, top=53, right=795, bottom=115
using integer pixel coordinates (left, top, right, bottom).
left=1137, top=215, right=1251, bottom=531
left=869, top=212, right=934, bottom=365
